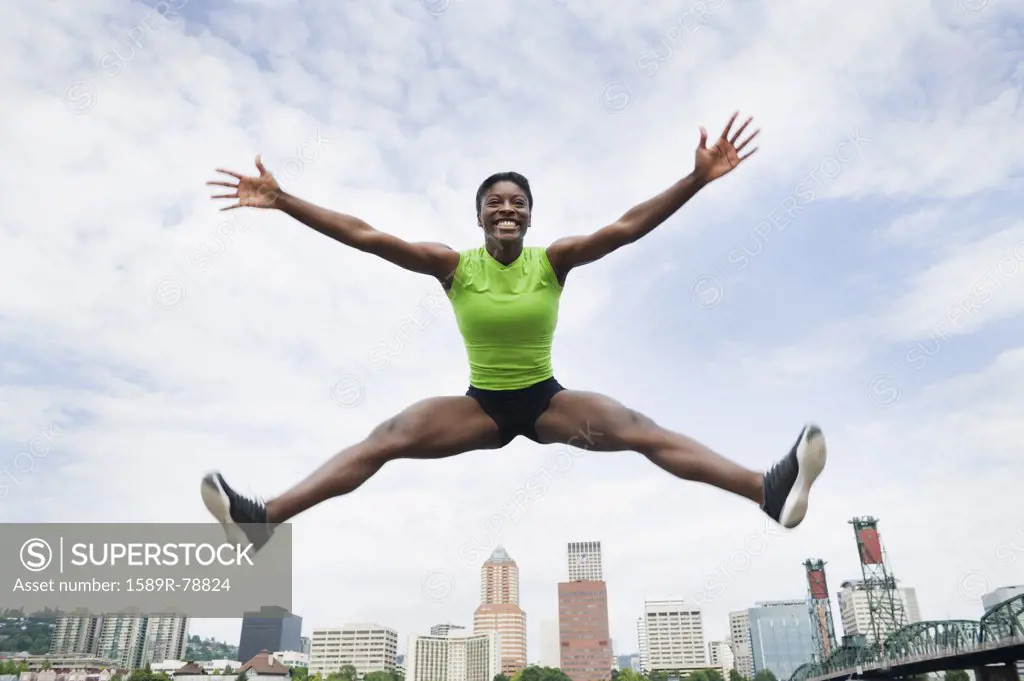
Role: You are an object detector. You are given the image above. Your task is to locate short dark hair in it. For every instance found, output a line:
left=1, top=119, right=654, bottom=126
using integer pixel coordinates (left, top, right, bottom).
left=475, top=172, right=533, bottom=215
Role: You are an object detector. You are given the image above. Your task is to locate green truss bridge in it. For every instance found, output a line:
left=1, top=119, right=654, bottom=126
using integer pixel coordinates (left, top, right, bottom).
left=788, top=593, right=1024, bottom=681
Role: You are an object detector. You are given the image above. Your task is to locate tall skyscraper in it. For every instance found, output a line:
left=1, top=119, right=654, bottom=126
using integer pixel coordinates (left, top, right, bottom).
left=558, top=581, right=612, bottom=681
left=50, top=616, right=189, bottom=669
left=567, top=542, right=603, bottom=582
left=473, top=546, right=527, bottom=677
left=238, top=607, right=302, bottom=663
left=728, top=610, right=754, bottom=679
left=639, top=600, right=706, bottom=673
left=407, top=629, right=500, bottom=681
left=748, top=600, right=817, bottom=681
left=709, top=640, right=735, bottom=676
left=308, top=625, right=398, bottom=678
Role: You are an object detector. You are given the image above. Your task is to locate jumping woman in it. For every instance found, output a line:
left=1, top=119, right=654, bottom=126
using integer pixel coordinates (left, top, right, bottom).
left=201, top=112, right=827, bottom=551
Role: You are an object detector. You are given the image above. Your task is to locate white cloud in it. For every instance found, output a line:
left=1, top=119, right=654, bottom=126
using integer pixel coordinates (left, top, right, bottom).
left=3, top=0, right=1023, bottom=669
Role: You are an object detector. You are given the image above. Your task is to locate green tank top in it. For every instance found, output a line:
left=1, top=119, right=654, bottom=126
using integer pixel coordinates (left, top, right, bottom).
left=447, top=246, right=563, bottom=390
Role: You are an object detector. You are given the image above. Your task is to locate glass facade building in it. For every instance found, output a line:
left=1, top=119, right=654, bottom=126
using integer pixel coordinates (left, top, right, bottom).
left=238, top=606, right=303, bottom=663
left=748, top=600, right=816, bottom=681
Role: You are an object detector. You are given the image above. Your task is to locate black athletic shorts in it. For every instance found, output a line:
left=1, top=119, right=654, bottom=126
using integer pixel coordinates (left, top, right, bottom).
left=466, top=377, right=566, bottom=446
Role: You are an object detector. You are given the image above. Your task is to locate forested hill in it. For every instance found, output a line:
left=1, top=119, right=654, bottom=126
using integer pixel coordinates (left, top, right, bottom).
left=184, top=635, right=238, bottom=661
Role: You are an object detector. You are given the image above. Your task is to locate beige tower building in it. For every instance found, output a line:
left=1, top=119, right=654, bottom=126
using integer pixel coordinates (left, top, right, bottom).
left=407, top=629, right=500, bottom=681
left=728, top=609, right=755, bottom=679
left=640, top=600, right=706, bottom=673
left=308, top=624, right=398, bottom=678
left=473, top=546, right=527, bottom=677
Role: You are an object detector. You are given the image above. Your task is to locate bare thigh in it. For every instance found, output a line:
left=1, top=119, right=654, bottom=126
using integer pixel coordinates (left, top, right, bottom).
left=534, top=390, right=667, bottom=453
left=369, top=395, right=505, bottom=459
left=533, top=390, right=763, bottom=503
left=264, top=395, right=504, bottom=523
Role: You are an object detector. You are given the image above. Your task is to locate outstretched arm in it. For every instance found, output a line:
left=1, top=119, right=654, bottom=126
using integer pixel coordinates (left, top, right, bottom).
left=547, top=112, right=759, bottom=281
left=207, top=156, right=459, bottom=283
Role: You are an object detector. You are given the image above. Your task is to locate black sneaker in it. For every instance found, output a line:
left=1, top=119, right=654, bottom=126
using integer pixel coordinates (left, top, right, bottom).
left=761, top=424, right=827, bottom=528
left=201, top=472, right=275, bottom=552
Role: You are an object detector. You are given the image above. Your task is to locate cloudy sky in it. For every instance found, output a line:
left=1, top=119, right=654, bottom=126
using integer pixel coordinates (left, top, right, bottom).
left=3, top=0, right=1024, bottom=664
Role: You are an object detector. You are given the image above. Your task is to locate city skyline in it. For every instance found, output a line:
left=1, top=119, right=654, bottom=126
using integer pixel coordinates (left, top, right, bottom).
left=184, top=512, right=1024, bottom=659
left=27, top=573, right=1024, bottom=680
left=172, top=524, right=1011, bottom=679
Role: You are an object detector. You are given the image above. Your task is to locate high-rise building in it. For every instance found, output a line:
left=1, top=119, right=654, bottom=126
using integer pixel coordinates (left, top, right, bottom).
left=539, top=619, right=561, bottom=668
left=709, top=640, right=735, bottom=676
left=748, top=600, right=816, bottom=681
left=407, top=629, right=500, bottom=681
left=301, top=637, right=312, bottom=656
left=567, top=542, right=603, bottom=582
left=637, top=618, right=649, bottom=672
left=308, top=625, right=399, bottom=678
left=558, top=581, right=612, bottom=681
left=431, top=624, right=466, bottom=637
left=900, top=587, right=921, bottom=623
left=837, top=580, right=917, bottom=646
left=473, top=546, right=527, bottom=677
left=50, top=616, right=189, bottom=669
left=238, top=607, right=303, bottom=663
left=728, top=610, right=754, bottom=679
left=97, top=617, right=148, bottom=667
left=639, top=600, right=706, bottom=673
left=50, top=617, right=102, bottom=656
left=147, top=617, right=190, bottom=663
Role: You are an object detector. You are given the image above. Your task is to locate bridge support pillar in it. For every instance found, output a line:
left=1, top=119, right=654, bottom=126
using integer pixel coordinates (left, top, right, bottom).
left=974, top=663, right=1021, bottom=681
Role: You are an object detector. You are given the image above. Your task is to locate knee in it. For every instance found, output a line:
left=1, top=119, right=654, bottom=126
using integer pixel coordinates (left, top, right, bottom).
left=369, top=408, right=430, bottom=454
left=625, top=408, right=655, bottom=429
left=615, top=409, right=663, bottom=454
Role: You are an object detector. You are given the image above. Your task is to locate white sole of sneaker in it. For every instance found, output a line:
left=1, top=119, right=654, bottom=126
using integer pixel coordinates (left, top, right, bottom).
left=201, top=472, right=247, bottom=546
left=779, top=425, right=827, bottom=529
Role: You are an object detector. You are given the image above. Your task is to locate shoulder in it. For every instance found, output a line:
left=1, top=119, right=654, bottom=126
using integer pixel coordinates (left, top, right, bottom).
left=530, top=246, right=564, bottom=288
left=457, top=246, right=485, bottom=267
left=543, top=236, right=582, bottom=270
left=451, top=246, right=484, bottom=283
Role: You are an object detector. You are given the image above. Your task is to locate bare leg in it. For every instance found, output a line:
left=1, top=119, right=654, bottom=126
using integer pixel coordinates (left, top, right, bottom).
left=266, top=396, right=502, bottom=523
left=535, top=390, right=763, bottom=502
left=535, top=390, right=827, bottom=528
left=201, top=396, right=502, bottom=546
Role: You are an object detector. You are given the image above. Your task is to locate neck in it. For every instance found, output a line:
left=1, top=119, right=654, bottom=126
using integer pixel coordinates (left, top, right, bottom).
left=485, top=238, right=523, bottom=264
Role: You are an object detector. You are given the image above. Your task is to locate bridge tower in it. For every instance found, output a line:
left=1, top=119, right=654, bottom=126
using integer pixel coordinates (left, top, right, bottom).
left=804, top=558, right=838, bottom=663
left=850, top=516, right=908, bottom=652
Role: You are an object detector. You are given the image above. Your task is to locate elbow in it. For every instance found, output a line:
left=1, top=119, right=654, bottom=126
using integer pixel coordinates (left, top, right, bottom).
left=614, top=221, right=643, bottom=244
left=348, top=222, right=380, bottom=251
